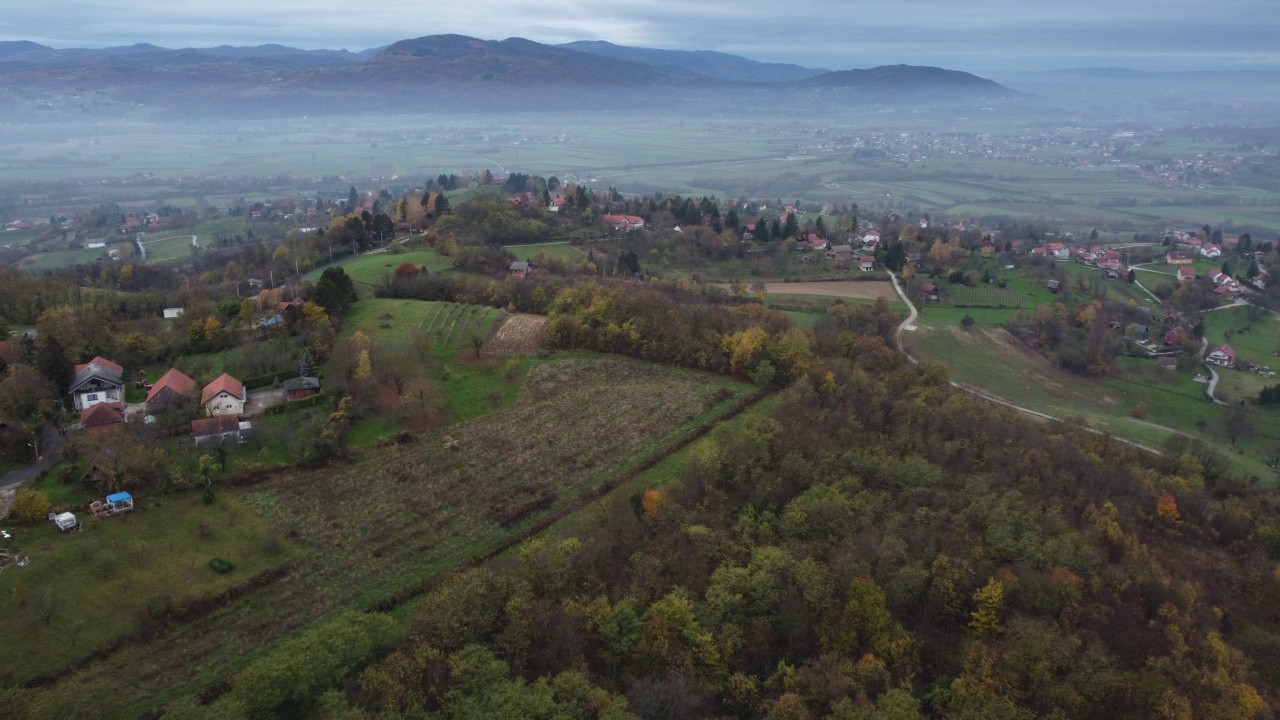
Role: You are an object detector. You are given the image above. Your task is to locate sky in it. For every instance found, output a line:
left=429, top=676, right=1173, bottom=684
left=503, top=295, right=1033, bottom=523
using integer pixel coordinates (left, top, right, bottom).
left=4, top=0, right=1278, bottom=74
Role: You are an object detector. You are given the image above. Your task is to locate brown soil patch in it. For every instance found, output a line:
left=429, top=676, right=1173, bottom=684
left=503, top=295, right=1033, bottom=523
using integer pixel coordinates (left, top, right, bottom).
left=486, top=314, right=549, bottom=354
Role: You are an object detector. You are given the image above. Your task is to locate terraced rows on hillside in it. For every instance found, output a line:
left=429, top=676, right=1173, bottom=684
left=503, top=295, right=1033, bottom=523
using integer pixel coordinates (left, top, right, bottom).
left=52, top=357, right=748, bottom=712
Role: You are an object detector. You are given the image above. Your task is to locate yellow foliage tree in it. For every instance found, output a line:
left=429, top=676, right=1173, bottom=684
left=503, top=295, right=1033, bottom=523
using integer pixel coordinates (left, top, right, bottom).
left=1156, top=493, right=1183, bottom=525
left=12, top=488, right=52, bottom=523
left=641, top=490, right=665, bottom=518
left=969, top=577, right=1006, bottom=636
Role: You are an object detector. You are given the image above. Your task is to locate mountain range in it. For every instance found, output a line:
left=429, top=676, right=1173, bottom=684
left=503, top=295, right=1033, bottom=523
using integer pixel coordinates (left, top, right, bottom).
left=0, top=35, right=1020, bottom=118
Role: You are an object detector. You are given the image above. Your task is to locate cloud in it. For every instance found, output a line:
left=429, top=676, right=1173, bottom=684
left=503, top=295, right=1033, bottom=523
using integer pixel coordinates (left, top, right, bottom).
left=1, top=0, right=1276, bottom=71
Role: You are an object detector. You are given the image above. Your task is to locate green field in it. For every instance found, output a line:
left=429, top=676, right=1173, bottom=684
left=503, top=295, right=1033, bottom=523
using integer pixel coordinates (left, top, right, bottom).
left=304, top=249, right=455, bottom=288
left=0, top=492, right=299, bottom=683
left=904, top=322, right=1279, bottom=480
left=504, top=242, right=583, bottom=262
left=1201, top=306, right=1280, bottom=403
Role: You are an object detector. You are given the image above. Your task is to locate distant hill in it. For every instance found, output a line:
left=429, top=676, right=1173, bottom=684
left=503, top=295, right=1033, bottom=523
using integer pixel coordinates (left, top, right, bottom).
left=558, top=40, right=826, bottom=83
left=354, top=35, right=701, bottom=85
left=800, top=64, right=1016, bottom=96
left=0, top=34, right=1023, bottom=118
left=0, top=40, right=51, bottom=59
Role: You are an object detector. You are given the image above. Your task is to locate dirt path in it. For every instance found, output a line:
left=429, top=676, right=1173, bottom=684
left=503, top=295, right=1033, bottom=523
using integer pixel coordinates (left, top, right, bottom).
left=888, top=272, right=919, bottom=358
left=716, top=280, right=899, bottom=301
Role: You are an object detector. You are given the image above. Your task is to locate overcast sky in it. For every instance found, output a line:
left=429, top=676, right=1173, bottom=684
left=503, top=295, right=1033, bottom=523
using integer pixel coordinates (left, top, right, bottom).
left=4, top=0, right=1277, bottom=73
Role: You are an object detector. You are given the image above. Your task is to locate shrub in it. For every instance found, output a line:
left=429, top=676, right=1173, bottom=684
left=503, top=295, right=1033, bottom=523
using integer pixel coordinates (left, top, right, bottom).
left=208, top=557, right=236, bottom=574
left=11, top=488, right=52, bottom=524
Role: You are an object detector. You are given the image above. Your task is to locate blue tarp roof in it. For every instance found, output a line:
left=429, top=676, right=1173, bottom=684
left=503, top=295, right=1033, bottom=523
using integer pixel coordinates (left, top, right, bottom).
left=106, top=492, right=132, bottom=503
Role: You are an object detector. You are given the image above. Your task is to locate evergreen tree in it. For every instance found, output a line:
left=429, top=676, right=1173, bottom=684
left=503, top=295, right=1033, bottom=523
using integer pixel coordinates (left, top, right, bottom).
left=347, top=186, right=359, bottom=209
left=725, top=209, right=739, bottom=231
left=35, top=334, right=73, bottom=390
left=770, top=219, right=782, bottom=241
left=783, top=212, right=799, bottom=239
left=299, top=350, right=318, bottom=379
left=755, top=219, right=770, bottom=242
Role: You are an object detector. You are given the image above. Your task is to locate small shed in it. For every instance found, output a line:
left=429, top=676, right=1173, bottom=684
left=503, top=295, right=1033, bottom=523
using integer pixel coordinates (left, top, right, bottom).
left=1046, top=280, right=1061, bottom=293
left=282, top=376, right=321, bottom=400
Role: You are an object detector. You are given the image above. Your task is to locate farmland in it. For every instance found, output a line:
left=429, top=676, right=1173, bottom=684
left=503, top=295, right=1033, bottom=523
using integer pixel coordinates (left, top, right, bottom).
left=39, top=356, right=753, bottom=713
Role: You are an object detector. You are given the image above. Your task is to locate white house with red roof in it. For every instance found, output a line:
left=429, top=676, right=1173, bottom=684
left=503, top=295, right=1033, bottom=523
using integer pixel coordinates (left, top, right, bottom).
left=1045, top=242, right=1069, bottom=259
left=1207, top=344, right=1236, bottom=367
left=857, top=255, right=876, bottom=272
left=1177, top=266, right=1197, bottom=283
left=1201, top=244, right=1222, bottom=258
left=202, top=373, right=246, bottom=417
left=602, top=214, right=645, bottom=230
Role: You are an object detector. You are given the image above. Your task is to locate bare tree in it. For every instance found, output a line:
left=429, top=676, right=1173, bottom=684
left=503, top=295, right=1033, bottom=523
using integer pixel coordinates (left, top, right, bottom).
left=31, top=586, right=65, bottom=627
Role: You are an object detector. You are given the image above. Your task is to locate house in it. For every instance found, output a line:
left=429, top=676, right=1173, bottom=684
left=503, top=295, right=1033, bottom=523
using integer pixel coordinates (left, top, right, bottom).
left=1207, top=269, right=1229, bottom=286
left=1162, top=312, right=1180, bottom=326
left=162, top=307, right=184, bottom=319
left=1156, top=356, right=1178, bottom=371
left=1046, top=280, right=1061, bottom=293
left=857, top=255, right=876, bottom=272
left=1201, top=244, right=1222, bottom=258
left=282, top=376, right=321, bottom=400
left=1207, top=344, right=1236, bottom=367
left=202, top=373, right=246, bottom=416
left=1163, top=326, right=1188, bottom=346
left=1215, top=284, right=1240, bottom=299
left=601, top=214, right=645, bottom=230
left=70, top=357, right=124, bottom=411
left=0, top=340, right=21, bottom=366
left=192, top=416, right=250, bottom=446
left=1133, top=324, right=1150, bottom=341
left=829, top=244, right=854, bottom=262
left=145, top=368, right=196, bottom=414
left=1177, top=266, right=1197, bottom=283
left=509, top=261, right=530, bottom=278
left=1045, top=242, right=1069, bottom=260
left=80, top=402, right=125, bottom=434
left=920, top=282, right=940, bottom=301
left=1166, top=251, right=1194, bottom=264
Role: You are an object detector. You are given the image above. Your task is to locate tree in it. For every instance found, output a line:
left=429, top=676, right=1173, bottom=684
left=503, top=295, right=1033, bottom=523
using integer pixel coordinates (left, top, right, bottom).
left=12, top=487, right=52, bottom=523
left=31, top=586, right=65, bottom=627
left=299, top=350, right=318, bottom=378
left=1128, top=269, right=1137, bottom=283
left=960, top=315, right=975, bottom=329
left=469, top=333, right=485, bottom=358
left=347, top=186, right=359, bottom=209
left=34, top=333, right=73, bottom=389
left=1223, top=404, right=1255, bottom=445
left=311, top=267, right=357, bottom=315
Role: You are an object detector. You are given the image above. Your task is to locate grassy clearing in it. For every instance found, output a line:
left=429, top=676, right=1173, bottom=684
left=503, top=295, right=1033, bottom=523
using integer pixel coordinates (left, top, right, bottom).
left=0, top=492, right=298, bottom=683
left=141, top=234, right=196, bottom=262
left=49, top=357, right=750, bottom=712
left=340, top=298, right=435, bottom=346
left=304, top=249, right=454, bottom=287
left=505, top=242, right=583, bottom=262
left=904, top=322, right=1279, bottom=480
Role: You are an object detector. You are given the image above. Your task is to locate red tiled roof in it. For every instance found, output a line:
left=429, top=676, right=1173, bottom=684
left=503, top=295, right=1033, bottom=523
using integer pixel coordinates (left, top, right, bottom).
left=147, top=368, right=196, bottom=403
left=191, top=415, right=240, bottom=437
left=201, top=373, right=244, bottom=405
left=75, top=356, right=123, bottom=374
left=80, top=402, right=124, bottom=428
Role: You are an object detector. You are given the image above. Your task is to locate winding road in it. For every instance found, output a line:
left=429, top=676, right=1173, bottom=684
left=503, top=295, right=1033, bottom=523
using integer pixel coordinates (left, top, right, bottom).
left=887, top=272, right=1166, bottom=455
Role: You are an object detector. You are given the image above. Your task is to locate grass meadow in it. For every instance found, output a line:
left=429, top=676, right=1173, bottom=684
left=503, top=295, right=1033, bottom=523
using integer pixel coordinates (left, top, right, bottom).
left=0, top=492, right=299, bottom=683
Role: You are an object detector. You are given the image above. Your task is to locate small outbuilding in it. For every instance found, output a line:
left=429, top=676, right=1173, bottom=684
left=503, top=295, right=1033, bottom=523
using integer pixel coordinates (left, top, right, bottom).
left=282, top=376, right=321, bottom=400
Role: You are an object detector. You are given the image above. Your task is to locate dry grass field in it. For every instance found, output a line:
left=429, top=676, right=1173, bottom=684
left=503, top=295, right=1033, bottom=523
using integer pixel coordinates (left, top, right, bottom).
left=719, top=280, right=900, bottom=301
left=486, top=314, right=550, bottom=355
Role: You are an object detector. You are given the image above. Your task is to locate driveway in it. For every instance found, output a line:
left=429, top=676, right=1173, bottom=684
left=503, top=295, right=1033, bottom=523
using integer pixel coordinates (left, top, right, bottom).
left=243, top=388, right=287, bottom=417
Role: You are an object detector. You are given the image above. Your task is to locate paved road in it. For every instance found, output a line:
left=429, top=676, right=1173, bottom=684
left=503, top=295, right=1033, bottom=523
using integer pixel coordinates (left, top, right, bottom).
left=0, top=423, right=65, bottom=492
